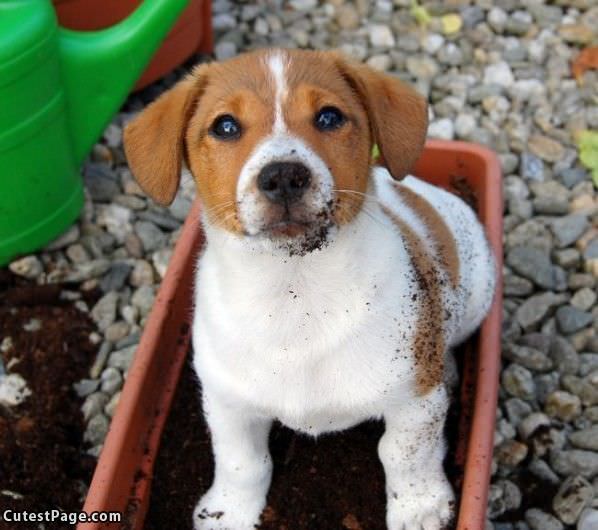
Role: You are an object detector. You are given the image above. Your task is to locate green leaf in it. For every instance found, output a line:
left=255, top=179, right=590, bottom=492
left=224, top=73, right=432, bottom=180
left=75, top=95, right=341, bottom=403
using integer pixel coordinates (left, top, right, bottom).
left=410, top=0, right=432, bottom=26
left=371, top=143, right=380, bottom=160
left=577, top=130, right=598, bottom=187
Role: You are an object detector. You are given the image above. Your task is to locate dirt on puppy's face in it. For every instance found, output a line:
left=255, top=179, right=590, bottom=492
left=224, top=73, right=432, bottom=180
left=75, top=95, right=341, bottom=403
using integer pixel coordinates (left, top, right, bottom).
left=124, top=49, right=428, bottom=254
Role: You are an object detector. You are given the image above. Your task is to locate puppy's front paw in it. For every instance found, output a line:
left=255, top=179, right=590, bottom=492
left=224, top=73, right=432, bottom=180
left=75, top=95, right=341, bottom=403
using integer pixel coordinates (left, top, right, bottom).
left=386, top=474, right=455, bottom=530
left=193, top=486, right=265, bottom=530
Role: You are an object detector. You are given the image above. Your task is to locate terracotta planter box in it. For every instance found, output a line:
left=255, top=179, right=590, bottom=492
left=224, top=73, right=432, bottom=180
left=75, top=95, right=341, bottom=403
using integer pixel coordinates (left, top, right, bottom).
left=79, top=139, right=503, bottom=530
left=53, top=0, right=213, bottom=91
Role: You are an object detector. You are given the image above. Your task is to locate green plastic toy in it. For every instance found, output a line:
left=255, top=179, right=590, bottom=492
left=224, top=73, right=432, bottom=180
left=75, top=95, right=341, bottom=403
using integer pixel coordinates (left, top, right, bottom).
left=0, top=0, right=190, bottom=265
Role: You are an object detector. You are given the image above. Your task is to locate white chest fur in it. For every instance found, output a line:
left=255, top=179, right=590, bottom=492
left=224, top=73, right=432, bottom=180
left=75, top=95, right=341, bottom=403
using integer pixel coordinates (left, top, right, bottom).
left=191, top=169, right=493, bottom=435
left=193, top=206, right=416, bottom=433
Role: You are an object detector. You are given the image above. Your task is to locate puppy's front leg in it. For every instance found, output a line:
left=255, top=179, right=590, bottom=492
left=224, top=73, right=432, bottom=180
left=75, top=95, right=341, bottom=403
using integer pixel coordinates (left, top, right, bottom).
left=379, top=385, right=455, bottom=530
left=193, top=389, right=272, bottom=530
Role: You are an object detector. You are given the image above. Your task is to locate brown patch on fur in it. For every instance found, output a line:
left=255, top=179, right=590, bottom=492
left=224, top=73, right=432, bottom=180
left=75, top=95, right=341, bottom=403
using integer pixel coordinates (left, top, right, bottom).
left=333, top=55, right=428, bottom=181
left=381, top=205, right=445, bottom=395
left=282, top=51, right=372, bottom=225
left=124, top=75, right=205, bottom=206
left=124, top=55, right=278, bottom=233
left=185, top=55, right=278, bottom=233
left=393, top=185, right=460, bottom=289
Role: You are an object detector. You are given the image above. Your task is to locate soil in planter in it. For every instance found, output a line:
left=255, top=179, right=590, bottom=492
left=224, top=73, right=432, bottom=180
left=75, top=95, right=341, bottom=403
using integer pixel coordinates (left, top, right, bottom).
left=145, top=349, right=467, bottom=530
left=0, top=270, right=99, bottom=530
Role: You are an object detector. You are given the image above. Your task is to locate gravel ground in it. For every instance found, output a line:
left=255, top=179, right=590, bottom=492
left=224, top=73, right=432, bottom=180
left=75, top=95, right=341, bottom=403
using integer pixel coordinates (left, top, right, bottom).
left=3, top=0, right=598, bottom=528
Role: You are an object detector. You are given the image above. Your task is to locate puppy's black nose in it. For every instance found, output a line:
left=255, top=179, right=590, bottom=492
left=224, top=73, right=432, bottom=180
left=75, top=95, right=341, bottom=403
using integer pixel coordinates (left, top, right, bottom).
left=257, top=162, right=311, bottom=205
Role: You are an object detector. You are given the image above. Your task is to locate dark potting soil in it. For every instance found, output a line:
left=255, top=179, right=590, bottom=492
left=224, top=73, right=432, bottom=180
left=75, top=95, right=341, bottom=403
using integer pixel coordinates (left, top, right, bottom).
left=0, top=270, right=99, bottom=530
left=145, top=352, right=466, bottom=530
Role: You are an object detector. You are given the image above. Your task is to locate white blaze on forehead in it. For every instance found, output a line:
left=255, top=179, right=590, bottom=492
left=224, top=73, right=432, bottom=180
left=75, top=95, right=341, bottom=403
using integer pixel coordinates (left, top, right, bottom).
left=234, top=51, right=335, bottom=236
left=266, top=51, right=289, bottom=134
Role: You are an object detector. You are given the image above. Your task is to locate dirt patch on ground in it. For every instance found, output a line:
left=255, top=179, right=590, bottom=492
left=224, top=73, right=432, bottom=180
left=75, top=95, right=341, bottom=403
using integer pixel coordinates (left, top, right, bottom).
left=144, top=353, right=466, bottom=530
left=0, top=270, right=98, bottom=530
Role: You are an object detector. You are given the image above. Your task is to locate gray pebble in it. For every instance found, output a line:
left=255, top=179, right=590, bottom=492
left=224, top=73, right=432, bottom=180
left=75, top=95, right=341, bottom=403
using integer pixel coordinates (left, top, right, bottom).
left=550, top=449, right=598, bottom=479
left=520, top=152, right=544, bottom=182
left=550, top=336, right=580, bottom=375
left=73, top=379, right=100, bottom=398
left=100, top=262, right=132, bottom=293
left=66, top=243, right=90, bottom=264
left=134, top=220, right=167, bottom=253
left=104, top=321, right=130, bottom=344
left=84, top=414, right=110, bottom=446
left=528, top=458, right=560, bottom=485
left=571, top=288, right=596, bottom=312
left=107, top=345, right=136, bottom=372
left=550, top=214, right=589, bottom=248
left=579, top=354, right=598, bottom=377
left=555, top=306, right=593, bottom=335
left=507, top=246, right=557, bottom=290
left=552, top=475, right=594, bottom=525
left=531, top=426, right=566, bottom=457
left=532, top=197, right=569, bottom=215
left=90, top=292, right=119, bottom=332
left=169, top=194, right=193, bottom=222
left=137, top=210, right=180, bottom=232
left=495, top=439, right=528, bottom=468
left=100, top=367, right=123, bottom=395
left=545, top=390, right=582, bottom=422
left=89, top=341, right=112, bottom=379
left=504, top=344, right=553, bottom=372
left=515, top=292, right=567, bottom=330
left=554, top=248, right=580, bottom=269
left=131, top=285, right=155, bottom=317
left=9, top=256, right=43, bottom=279
left=505, top=397, right=533, bottom=425
left=84, top=164, right=120, bottom=202
left=559, top=168, right=588, bottom=189
left=81, top=392, right=109, bottom=422
left=535, top=372, right=560, bottom=404
left=461, top=6, right=484, bottom=28
left=504, top=275, right=534, bottom=296
left=584, top=238, right=598, bottom=260
left=115, top=332, right=140, bottom=350
left=44, top=225, right=81, bottom=251
left=518, top=412, right=551, bottom=440
left=524, top=508, right=564, bottom=530
left=578, top=509, right=598, bottom=530
left=502, top=363, right=536, bottom=400
left=506, top=11, right=532, bottom=36
left=569, top=426, right=598, bottom=451
left=105, top=391, right=121, bottom=418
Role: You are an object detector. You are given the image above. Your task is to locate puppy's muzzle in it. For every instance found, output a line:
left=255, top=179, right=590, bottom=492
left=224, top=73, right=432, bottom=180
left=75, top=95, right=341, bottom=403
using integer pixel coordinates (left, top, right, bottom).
left=257, top=162, right=311, bottom=205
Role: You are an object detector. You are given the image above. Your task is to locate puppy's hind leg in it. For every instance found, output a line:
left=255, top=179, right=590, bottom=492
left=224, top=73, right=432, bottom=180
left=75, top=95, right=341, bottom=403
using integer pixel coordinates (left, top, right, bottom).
left=193, top=389, right=273, bottom=530
left=379, top=385, right=455, bottom=530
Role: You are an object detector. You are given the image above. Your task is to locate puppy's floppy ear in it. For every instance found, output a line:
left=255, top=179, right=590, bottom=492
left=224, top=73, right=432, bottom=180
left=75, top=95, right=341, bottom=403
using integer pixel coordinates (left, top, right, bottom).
left=334, top=56, right=428, bottom=180
left=123, top=68, right=206, bottom=205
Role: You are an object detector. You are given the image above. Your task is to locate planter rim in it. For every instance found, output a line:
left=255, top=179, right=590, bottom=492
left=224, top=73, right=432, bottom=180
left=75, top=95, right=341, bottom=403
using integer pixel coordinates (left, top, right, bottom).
left=79, top=139, right=503, bottom=530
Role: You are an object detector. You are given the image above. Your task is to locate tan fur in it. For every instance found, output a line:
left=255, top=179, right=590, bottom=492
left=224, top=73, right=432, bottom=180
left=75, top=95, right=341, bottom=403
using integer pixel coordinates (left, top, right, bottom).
left=123, top=75, right=205, bottom=206
left=333, top=55, right=428, bottom=181
left=381, top=205, right=445, bottom=396
left=393, top=184, right=461, bottom=289
left=282, top=51, right=372, bottom=224
left=123, top=49, right=428, bottom=233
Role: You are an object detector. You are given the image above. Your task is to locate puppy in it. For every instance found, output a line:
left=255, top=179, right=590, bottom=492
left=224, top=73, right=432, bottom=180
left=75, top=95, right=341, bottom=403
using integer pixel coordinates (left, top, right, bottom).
left=124, top=49, right=496, bottom=530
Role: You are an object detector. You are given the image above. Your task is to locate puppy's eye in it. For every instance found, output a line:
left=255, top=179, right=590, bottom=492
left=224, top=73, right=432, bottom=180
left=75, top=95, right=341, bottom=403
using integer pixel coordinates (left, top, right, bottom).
left=314, top=106, right=345, bottom=131
left=210, top=115, right=241, bottom=140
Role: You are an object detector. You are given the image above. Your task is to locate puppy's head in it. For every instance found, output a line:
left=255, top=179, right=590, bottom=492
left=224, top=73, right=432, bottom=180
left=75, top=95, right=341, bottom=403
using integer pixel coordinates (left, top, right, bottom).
left=124, top=49, right=427, bottom=254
